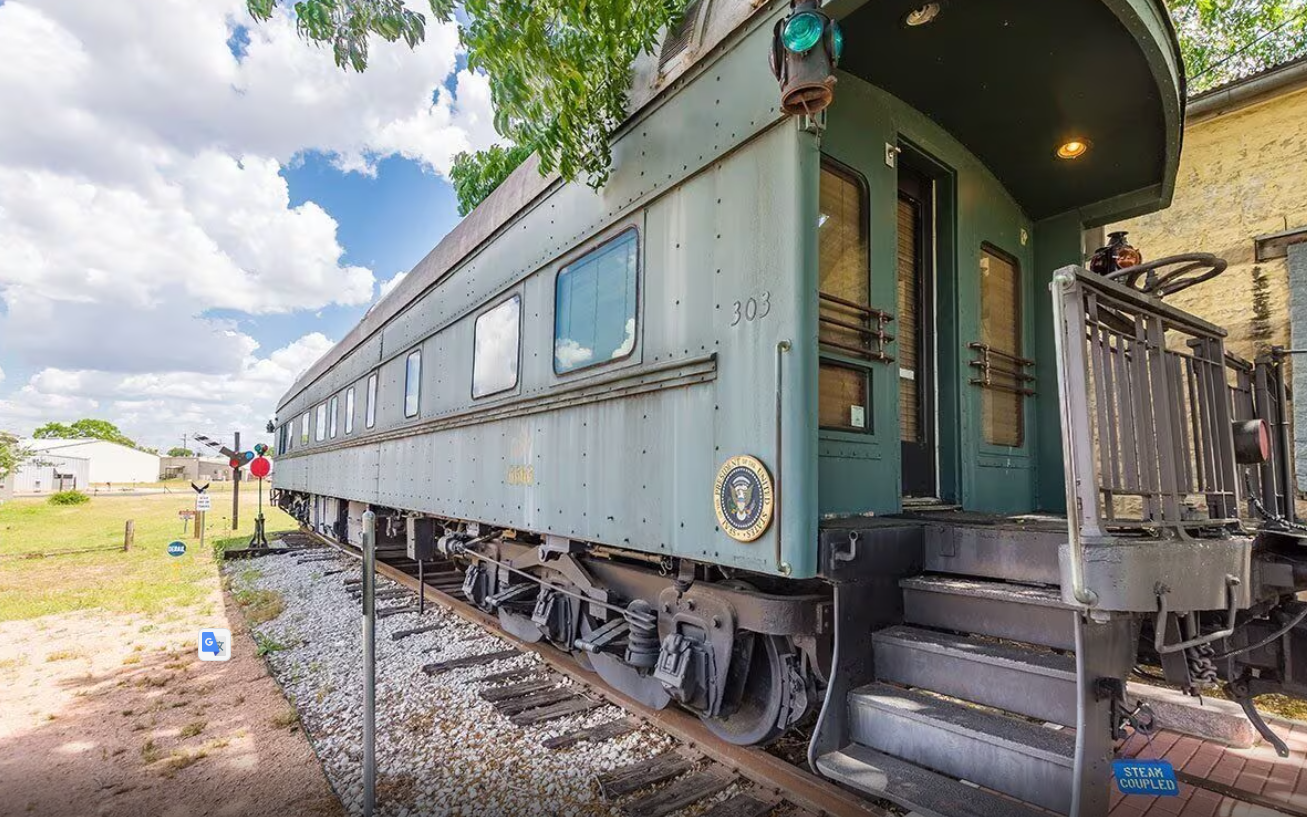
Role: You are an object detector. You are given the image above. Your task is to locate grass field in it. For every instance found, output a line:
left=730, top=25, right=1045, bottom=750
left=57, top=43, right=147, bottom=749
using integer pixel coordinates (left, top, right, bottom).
left=0, top=485, right=296, bottom=621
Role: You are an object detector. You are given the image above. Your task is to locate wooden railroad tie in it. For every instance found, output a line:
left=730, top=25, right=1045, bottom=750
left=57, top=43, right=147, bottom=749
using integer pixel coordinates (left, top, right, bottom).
left=598, top=750, right=697, bottom=800
left=422, top=649, right=520, bottom=676
left=494, top=686, right=580, bottom=716
left=623, top=767, right=736, bottom=817
left=348, top=588, right=407, bottom=600
left=542, top=717, right=638, bottom=750
left=391, top=624, right=441, bottom=641
left=508, top=696, right=604, bottom=726
left=479, top=678, right=558, bottom=703
left=474, top=665, right=546, bottom=685
left=376, top=605, right=420, bottom=619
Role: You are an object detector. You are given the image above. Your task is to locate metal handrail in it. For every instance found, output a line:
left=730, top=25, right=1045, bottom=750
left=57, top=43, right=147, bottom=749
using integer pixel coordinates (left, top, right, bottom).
left=818, top=291, right=893, bottom=321
left=1051, top=268, right=1097, bottom=607
left=967, top=341, right=1035, bottom=367
left=774, top=339, right=791, bottom=576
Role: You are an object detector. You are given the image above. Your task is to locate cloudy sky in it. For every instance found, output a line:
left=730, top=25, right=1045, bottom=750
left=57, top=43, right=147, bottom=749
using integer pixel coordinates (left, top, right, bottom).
left=0, top=0, right=499, bottom=452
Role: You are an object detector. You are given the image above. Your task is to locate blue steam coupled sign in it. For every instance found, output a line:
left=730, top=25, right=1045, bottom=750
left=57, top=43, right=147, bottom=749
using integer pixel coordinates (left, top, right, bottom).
left=1113, top=759, right=1179, bottom=796
left=167, top=541, right=187, bottom=557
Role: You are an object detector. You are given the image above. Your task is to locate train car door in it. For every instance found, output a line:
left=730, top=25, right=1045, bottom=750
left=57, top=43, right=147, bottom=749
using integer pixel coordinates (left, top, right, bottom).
left=897, top=167, right=936, bottom=498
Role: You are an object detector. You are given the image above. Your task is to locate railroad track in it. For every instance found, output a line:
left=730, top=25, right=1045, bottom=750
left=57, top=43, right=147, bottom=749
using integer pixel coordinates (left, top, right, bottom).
left=292, top=530, right=887, bottom=817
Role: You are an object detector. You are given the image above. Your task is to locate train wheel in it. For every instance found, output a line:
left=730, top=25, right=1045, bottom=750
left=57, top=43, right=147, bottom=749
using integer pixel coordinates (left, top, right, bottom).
left=701, top=633, right=805, bottom=746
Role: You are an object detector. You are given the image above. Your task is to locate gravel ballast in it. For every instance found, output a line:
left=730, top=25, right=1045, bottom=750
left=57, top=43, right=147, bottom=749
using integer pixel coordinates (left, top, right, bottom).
left=226, top=549, right=690, bottom=816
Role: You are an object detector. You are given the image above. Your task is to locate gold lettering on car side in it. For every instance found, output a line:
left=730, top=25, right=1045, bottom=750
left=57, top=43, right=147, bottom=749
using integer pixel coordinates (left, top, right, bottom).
left=506, top=465, right=535, bottom=486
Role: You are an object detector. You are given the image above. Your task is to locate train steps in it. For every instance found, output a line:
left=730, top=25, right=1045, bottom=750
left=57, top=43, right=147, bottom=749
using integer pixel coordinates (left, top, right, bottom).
left=818, top=573, right=1104, bottom=816
left=920, top=521, right=1063, bottom=585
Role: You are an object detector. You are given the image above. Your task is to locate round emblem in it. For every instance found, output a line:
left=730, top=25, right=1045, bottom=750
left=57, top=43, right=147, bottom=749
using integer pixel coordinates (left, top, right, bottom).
left=713, top=455, right=775, bottom=542
left=167, top=541, right=187, bottom=558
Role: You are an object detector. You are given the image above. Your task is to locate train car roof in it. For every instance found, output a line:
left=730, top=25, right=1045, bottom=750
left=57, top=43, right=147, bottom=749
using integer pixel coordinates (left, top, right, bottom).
left=278, top=0, right=1184, bottom=412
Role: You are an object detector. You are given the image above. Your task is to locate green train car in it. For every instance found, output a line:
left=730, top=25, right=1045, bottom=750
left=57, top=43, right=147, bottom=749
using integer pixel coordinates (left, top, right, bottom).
left=273, top=1, right=1307, bottom=812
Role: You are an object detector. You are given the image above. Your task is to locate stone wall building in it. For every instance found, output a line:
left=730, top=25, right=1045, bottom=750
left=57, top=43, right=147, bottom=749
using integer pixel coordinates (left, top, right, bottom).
left=1110, top=56, right=1307, bottom=487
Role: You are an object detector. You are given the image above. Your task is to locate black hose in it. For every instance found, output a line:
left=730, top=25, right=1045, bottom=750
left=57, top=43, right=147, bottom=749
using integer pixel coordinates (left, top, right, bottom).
left=1210, top=604, right=1307, bottom=661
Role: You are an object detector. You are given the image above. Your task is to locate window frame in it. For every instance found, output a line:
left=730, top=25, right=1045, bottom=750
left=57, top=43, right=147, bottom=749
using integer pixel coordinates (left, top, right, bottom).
left=404, top=349, right=422, bottom=418
left=315, top=403, right=327, bottom=442
left=365, top=372, right=378, bottom=429
left=977, top=241, right=1026, bottom=449
left=818, top=360, right=874, bottom=434
left=552, top=227, right=641, bottom=377
left=329, top=395, right=339, bottom=439
left=345, top=387, right=356, bottom=435
left=817, top=156, right=876, bottom=438
left=301, top=412, right=310, bottom=445
left=472, top=293, right=523, bottom=400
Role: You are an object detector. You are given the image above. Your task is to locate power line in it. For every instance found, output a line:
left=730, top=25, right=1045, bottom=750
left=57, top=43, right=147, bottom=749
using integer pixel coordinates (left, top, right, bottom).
left=1191, top=5, right=1307, bottom=82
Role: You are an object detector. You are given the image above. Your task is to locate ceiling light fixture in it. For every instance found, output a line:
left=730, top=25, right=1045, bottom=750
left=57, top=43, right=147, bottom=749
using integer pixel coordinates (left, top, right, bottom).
left=1056, top=139, right=1090, bottom=159
left=904, top=3, right=941, bottom=27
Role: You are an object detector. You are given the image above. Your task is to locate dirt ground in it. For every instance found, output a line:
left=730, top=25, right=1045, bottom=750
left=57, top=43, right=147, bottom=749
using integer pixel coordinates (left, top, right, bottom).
left=0, top=578, right=343, bottom=817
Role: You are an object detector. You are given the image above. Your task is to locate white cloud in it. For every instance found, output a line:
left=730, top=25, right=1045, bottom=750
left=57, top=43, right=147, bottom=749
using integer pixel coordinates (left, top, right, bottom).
left=0, top=333, right=335, bottom=450
left=377, top=271, right=409, bottom=302
left=0, top=0, right=504, bottom=446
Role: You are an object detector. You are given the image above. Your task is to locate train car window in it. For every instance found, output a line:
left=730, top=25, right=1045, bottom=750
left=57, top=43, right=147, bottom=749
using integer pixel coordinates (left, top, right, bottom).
left=554, top=230, right=638, bottom=374
left=818, top=162, right=870, bottom=350
left=345, top=387, right=356, bottom=435
left=404, top=350, right=421, bottom=417
left=301, top=412, right=310, bottom=445
left=979, top=245, right=1023, bottom=447
left=315, top=403, right=327, bottom=442
left=819, top=363, right=871, bottom=431
left=473, top=295, right=521, bottom=398
left=329, top=395, right=339, bottom=438
left=365, top=373, right=377, bottom=428
left=818, top=161, right=873, bottom=434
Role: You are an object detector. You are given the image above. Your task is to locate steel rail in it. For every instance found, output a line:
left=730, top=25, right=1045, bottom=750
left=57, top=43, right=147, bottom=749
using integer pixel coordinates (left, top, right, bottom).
left=308, top=529, right=885, bottom=817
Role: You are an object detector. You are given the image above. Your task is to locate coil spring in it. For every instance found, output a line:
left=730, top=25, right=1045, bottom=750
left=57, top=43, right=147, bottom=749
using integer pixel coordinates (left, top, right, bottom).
left=625, top=599, right=660, bottom=670
left=1187, top=641, right=1219, bottom=690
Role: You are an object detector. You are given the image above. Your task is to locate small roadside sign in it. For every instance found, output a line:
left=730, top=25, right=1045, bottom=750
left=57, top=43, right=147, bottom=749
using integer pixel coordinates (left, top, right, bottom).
left=196, top=493, right=212, bottom=512
left=1113, top=759, right=1179, bottom=796
left=178, top=509, right=195, bottom=519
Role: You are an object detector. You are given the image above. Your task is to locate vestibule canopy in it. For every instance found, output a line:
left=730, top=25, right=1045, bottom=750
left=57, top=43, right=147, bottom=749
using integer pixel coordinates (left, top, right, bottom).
left=831, top=0, right=1184, bottom=224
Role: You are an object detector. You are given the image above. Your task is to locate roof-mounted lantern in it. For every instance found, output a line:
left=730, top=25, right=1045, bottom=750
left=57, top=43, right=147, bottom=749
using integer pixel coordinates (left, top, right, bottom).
left=769, top=0, right=843, bottom=116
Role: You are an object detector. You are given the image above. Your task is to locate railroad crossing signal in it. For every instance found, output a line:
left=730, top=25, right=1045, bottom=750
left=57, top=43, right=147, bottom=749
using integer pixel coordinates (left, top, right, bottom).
left=192, top=433, right=239, bottom=461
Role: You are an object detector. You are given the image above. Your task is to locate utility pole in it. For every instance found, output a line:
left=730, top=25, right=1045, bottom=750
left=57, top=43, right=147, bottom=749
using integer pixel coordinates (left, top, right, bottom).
left=231, top=430, right=241, bottom=531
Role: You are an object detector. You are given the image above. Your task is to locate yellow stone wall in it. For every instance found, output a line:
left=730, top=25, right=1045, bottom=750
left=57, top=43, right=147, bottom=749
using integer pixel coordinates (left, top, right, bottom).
left=1112, top=84, right=1307, bottom=363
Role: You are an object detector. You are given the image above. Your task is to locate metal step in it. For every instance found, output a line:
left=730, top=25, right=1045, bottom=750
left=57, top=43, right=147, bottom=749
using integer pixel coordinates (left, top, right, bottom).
left=816, top=744, right=1050, bottom=817
left=901, top=576, right=1076, bottom=650
left=848, top=683, right=1075, bottom=813
left=922, top=522, right=1062, bottom=584
left=873, top=625, right=1078, bottom=727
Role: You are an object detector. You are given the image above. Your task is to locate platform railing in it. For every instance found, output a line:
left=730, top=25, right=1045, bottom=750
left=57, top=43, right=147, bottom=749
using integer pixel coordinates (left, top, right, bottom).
left=1228, top=350, right=1298, bottom=526
left=1052, top=266, right=1242, bottom=553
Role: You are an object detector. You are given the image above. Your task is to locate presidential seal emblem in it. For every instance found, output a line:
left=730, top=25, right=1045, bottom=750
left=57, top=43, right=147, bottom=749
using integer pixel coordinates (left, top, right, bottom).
left=713, top=455, right=774, bottom=542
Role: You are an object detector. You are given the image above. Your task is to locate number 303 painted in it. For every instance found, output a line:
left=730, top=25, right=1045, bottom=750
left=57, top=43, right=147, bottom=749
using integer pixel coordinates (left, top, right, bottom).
left=731, top=291, right=772, bottom=326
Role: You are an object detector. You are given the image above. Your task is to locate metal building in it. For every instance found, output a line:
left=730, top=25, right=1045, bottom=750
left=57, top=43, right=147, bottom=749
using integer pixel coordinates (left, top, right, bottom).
left=11, top=452, right=90, bottom=494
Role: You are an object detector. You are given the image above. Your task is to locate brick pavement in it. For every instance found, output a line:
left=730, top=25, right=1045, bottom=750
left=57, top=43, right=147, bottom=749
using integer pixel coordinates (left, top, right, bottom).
left=1108, top=718, right=1307, bottom=816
